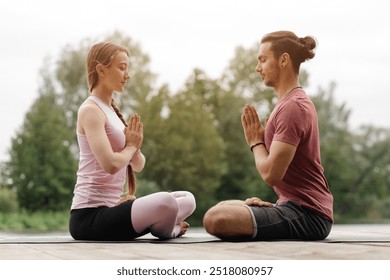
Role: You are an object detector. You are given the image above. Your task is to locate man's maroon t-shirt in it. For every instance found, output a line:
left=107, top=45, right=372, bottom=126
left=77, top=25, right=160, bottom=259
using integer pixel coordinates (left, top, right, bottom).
left=265, top=89, right=334, bottom=222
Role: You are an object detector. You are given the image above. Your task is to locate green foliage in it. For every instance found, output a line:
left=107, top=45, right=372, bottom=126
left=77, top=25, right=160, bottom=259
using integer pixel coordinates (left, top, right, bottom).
left=311, top=84, right=357, bottom=216
left=4, top=61, right=77, bottom=212
left=139, top=69, right=226, bottom=221
left=135, top=179, right=163, bottom=198
left=55, top=40, right=90, bottom=132
left=0, top=187, right=19, bottom=213
left=214, top=45, right=276, bottom=202
left=0, top=210, right=69, bottom=232
left=312, top=84, right=390, bottom=222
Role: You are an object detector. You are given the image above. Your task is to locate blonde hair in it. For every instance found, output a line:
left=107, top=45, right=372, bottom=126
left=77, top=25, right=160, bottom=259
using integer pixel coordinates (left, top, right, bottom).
left=86, top=42, right=136, bottom=198
left=86, top=42, right=129, bottom=93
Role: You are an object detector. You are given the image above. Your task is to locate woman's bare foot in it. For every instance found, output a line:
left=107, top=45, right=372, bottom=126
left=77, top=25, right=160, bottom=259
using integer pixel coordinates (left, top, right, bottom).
left=177, top=222, right=190, bottom=237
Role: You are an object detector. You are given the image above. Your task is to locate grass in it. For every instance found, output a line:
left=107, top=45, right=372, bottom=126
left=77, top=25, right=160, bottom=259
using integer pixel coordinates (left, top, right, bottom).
left=0, top=210, right=70, bottom=233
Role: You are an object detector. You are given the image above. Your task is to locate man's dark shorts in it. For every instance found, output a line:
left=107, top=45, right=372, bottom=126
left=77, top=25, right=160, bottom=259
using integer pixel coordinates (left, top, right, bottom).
left=247, top=201, right=332, bottom=241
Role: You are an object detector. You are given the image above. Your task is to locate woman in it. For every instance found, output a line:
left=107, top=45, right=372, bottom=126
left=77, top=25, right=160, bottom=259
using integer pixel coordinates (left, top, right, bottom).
left=69, top=42, right=196, bottom=241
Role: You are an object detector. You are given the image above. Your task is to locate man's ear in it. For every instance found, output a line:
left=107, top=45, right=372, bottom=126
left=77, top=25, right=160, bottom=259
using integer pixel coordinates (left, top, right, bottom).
left=96, top=64, right=106, bottom=77
left=280, top=53, right=290, bottom=68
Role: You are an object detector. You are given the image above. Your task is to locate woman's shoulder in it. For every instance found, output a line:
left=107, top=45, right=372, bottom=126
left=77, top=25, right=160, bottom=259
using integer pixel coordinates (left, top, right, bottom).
left=77, top=99, right=107, bottom=131
left=78, top=99, right=104, bottom=116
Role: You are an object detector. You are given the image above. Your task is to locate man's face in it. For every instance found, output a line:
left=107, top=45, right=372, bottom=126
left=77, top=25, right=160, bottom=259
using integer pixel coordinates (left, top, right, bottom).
left=255, top=42, right=280, bottom=87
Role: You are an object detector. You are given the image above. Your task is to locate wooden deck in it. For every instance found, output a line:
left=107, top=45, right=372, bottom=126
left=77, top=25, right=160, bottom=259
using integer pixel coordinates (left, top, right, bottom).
left=1, top=224, right=390, bottom=260
left=0, top=224, right=389, bottom=279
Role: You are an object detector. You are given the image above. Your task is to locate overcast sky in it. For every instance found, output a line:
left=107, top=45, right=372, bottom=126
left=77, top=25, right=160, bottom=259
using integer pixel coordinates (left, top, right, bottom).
left=1, top=0, right=389, bottom=161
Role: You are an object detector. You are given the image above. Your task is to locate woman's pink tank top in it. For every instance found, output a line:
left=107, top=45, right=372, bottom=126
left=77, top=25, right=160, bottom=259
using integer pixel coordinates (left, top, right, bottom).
left=71, top=96, right=126, bottom=209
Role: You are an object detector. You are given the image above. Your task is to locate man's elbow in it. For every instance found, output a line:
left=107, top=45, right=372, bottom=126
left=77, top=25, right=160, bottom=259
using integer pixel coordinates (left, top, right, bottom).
left=263, top=175, right=279, bottom=186
left=259, top=168, right=284, bottom=186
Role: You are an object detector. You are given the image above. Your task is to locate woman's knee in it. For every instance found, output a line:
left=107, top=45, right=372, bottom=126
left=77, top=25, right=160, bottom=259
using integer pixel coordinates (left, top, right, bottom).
left=170, top=191, right=196, bottom=216
left=181, top=191, right=196, bottom=211
left=136, top=192, right=179, bottom=216
left=155, top=192, right=179, bottom=214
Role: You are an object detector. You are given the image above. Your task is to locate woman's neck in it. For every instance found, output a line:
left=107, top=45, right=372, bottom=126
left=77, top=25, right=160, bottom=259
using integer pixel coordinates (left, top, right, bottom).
left=91, top=86, right=113, bottom=106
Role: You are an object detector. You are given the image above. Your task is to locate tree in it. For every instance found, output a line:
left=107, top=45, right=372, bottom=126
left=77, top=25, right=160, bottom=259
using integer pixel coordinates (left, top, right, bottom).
left=310, top=84, right=356, bottom=219
left=346, top=125, right=390, bottom=220
left=211, top=81, right=263, bottom=201
left=311, top=83, right=390, bottom=221
left=5, top=59, right=77, bottom=211
left=140, top=70, right=226, bottom=222
left=211, top=45, right=279, bottom=202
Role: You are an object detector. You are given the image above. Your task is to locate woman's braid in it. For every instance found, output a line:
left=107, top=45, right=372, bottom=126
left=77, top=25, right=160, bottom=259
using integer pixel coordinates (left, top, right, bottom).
left=111, top=99, right=137, bottom=198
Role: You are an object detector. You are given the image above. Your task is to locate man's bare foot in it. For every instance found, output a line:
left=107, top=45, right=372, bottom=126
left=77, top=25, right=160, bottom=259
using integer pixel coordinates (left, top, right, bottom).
left=177, top=222, right=190, bottom=237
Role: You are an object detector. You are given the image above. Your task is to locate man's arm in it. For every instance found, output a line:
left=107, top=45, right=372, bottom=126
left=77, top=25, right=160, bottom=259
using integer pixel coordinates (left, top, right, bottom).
left=241, top=104, right=296, bottom=186
left=252, top=140, right=296, bottom=186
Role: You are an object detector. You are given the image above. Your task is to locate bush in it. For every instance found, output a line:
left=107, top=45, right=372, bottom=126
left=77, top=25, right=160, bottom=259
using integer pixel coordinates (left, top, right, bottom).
left=0, top=210, right=70, bottom=232
left=0, top=187, right=19, bottom=213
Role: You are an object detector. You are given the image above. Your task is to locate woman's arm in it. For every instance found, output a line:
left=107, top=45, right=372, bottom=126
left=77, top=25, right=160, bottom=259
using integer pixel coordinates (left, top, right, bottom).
left=78, top=103, right=140, bottom=174
left=130, top=149, right=146, bottom=172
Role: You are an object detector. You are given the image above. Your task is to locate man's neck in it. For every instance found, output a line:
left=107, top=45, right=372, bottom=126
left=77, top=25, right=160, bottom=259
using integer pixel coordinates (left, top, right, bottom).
left=275, top=76, right=300, bottom=100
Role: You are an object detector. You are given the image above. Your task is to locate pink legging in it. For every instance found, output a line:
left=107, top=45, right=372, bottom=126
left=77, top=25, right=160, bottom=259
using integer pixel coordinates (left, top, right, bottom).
left=131, top=191, right=196, bottom=239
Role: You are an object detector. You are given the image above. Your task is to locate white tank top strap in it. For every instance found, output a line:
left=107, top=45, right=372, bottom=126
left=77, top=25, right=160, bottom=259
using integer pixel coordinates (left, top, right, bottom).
left=88, top=95, right=115, bottom=116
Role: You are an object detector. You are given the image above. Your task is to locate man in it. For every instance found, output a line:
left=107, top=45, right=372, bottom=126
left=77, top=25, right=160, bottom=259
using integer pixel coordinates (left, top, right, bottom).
left=203, top=31, right=333, bottom=241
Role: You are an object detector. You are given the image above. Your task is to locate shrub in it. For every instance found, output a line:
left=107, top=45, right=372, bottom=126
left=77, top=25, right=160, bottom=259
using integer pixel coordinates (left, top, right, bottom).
left=0, top=187, right=19, bottom=213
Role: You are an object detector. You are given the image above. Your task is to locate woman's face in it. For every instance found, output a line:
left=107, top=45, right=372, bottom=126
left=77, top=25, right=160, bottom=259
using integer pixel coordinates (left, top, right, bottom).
left=104, top=51, right=130, bottom=93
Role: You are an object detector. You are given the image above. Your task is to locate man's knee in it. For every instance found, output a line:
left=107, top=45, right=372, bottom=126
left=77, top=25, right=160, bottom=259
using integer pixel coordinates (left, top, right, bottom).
left=203, top=200, right=246, bottom=230
left=203, top=205, right=253, bottom=239
left=203, top=206, right=224, bottom=236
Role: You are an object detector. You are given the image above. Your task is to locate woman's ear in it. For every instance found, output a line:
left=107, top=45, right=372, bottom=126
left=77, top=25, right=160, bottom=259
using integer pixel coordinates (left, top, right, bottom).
left=96, top=64, right=106, bottom=77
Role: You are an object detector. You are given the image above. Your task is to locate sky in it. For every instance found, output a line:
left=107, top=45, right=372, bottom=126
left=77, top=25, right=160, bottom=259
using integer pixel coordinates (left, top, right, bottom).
left=1, top=0, right=389, bottom=161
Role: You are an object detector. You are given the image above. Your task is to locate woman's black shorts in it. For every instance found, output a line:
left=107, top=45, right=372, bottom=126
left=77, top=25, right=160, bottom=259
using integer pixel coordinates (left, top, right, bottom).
left=69, top=200, right=147, bottom=241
